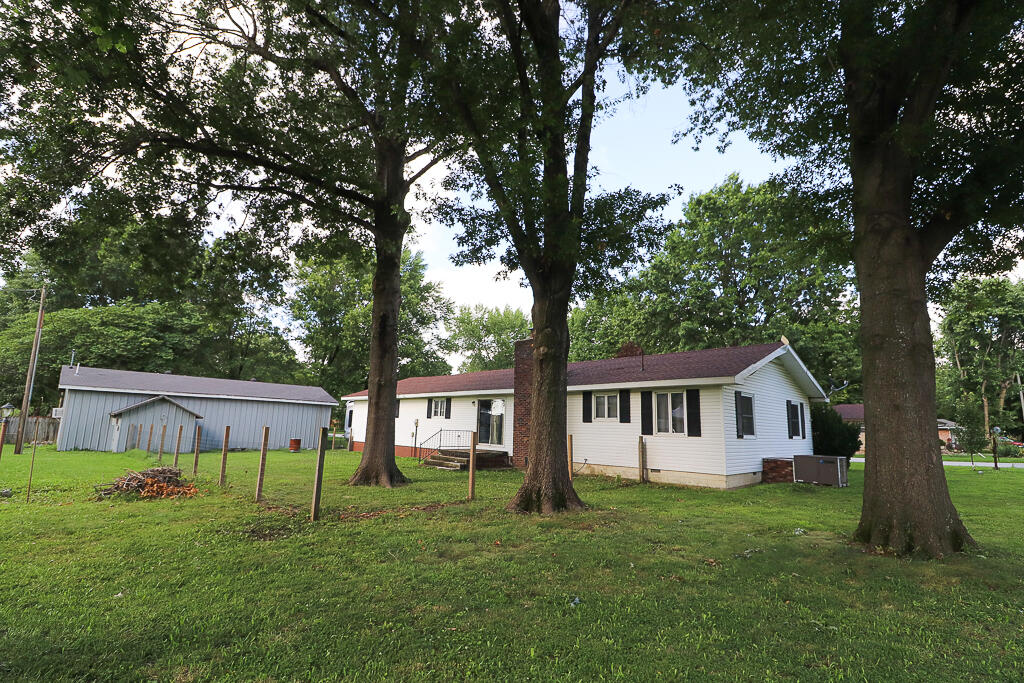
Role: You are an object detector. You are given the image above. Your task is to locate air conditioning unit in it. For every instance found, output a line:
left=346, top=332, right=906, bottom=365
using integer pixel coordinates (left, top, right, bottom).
left=793, top=455, right=848, bottom=487
left=51, top=407, right=64, bottom=419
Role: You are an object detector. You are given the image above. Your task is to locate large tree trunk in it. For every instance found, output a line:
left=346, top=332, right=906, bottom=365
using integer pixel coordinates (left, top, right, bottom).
left=507, top=275, right=585, bottom=513
left=349, top=146, right=410, bottom=488
left=852, top=210, right=974, bottom=556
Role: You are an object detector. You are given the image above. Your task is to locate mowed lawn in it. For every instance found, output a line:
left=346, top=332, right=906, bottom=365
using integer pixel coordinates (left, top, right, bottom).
left=1, top=447, right=1022, bottom=681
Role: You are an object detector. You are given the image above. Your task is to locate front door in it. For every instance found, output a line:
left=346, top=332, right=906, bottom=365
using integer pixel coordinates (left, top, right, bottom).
left=477, top=399, right=505, bottom=446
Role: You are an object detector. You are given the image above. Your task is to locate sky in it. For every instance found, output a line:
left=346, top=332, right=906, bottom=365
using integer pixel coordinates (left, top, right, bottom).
left=407, top=82, right=787, bottom=315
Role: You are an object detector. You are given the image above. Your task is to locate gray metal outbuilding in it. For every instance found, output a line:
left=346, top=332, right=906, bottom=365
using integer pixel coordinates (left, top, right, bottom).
left=55, top=366, right=337, bottom=453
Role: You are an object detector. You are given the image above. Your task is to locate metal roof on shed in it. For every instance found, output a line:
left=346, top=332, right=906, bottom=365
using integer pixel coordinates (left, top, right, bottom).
left=60, top=366, right=337, bottom=406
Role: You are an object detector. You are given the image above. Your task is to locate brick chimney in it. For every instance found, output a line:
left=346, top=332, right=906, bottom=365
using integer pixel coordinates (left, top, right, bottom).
left=512, top=336, right=534, bottom=468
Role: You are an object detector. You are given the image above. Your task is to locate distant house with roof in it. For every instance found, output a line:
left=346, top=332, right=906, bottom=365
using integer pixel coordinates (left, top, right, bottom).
left=343, top=339, right=827, bottom=489
left=56, top=366, right=337, bottom=453
left=832, top=403, right=957, bottom=453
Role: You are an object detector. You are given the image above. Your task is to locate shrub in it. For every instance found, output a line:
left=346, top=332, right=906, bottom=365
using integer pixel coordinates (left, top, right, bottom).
left=811, top=404, right=861, bottom=459
left=996, top=442, right=1022, bottom=459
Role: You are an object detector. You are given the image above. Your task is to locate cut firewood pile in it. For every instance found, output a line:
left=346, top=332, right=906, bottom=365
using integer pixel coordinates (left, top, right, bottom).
left=97, top=466, right=199, bottom=499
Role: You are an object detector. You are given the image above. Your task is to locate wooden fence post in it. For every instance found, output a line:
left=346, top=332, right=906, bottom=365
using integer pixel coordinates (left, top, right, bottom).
left=468, top=431, right=478, bottom=501
left=173, top=424, right=184, bottom=468
left=146, top=424, right=154, bottom=453
left=137, top=423, right=143, bottom=450
left=310, top=427, right=327, bottom=521
left=192, top=425, right=202, bottom=477
left=331, top=421, right=337, bottom=451
left=637, top=435, right=646, bottom=483
left=26, top=418, right=41, bottom=502
left=218, top=425, right=231, bottom=486
left=157, top=423, right=167, bottom=462
left=567, top=433, right=574, bottom=481
left=255, top=426, right=270, bottom=502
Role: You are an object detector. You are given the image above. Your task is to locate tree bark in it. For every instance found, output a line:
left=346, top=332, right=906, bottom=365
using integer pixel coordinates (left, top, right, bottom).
left=852, top=209, right=975, bottom=556
left=507, top=274, right=585, bottom=513
left=349, top=145, right=410, bottom=488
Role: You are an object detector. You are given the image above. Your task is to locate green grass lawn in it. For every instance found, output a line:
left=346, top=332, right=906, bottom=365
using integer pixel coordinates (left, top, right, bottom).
left=1, top=446, right=1023, bottom=681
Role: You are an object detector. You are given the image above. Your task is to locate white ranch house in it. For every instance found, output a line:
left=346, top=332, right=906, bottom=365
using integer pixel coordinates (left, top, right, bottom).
left=344, top=339, right=827, bottom=488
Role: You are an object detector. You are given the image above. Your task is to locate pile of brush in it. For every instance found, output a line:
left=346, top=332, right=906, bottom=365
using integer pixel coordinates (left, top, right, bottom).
left=97, top=466, right=198, bottom=499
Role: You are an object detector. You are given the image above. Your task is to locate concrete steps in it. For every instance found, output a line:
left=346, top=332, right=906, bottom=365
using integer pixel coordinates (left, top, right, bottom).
left=421, top=448, right=511, bottom=471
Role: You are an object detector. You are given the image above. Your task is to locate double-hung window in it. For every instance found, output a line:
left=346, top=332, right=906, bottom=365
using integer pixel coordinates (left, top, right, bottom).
left=735, top=391, right=755, bottom=438
left=594, top=393, right=618, bottom=420
left=786, top=400, right=806, bottom=439
left=431, top=398, right=445, bottom=418
left=655, top=391, right=686, bottom=434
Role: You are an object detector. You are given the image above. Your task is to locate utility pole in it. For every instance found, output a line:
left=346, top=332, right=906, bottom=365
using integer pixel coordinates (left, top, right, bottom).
left=15, top=285, right=46, bottom=454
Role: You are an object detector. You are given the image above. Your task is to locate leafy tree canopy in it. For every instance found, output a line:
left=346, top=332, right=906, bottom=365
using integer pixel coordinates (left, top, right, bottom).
left=0, top=301, right=305, bottom=413
left=449, top=305, right=531, bottom=373
left=569, top=176, right=861, bottom=400
left=290, top=249, right=452, bottom=400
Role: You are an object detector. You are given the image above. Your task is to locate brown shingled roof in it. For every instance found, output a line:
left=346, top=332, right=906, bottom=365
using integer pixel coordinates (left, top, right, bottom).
left=343, top=342, right=785, bottom=398
left=833, top=403, right=864, bottom=421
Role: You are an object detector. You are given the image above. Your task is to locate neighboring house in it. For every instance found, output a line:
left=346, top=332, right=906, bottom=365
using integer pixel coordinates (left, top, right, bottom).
left=937, top=419, right=958, bottom=447
left=832, top=404, right=957, bottom=452
left=56, top=366, right=337, bottom=453
left=344, top=339, right=827, bottom=489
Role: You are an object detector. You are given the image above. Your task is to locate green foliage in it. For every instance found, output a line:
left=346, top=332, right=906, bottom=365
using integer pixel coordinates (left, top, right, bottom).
left=936, top=277, right=1024, bottom=433
left=810, top=404, right=861, bottom=459
left=0, top=301, right=301, bottom=413
left=449, top=305, right=531, bottom=373
left=290, top=250, right=452, bottom=399
left=569, top=176, right=861, bottom=398
left=954, top=393, right=989, bottom=457
left=996, top=442, right=1021, bottom=459
left=629, top=1, right=1024, bottom=289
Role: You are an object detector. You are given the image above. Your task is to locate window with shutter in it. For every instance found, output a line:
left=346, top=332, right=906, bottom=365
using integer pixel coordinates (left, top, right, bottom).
left=787, top=400, right=801, bottom=438
left=736, top=391, right=755, bottom=437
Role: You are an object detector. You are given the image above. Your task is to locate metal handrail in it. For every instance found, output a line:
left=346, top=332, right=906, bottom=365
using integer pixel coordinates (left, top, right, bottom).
left=417, top=429, right=475, bottom=462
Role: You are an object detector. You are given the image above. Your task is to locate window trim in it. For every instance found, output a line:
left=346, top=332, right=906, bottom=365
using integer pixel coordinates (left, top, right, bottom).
left=736, top=390, right=757, bottom=439
left=431, top=397, right=447, bottom=419
left=654, top=390, right=687, bottom=435
left=593, top=393, right=619, bottom=421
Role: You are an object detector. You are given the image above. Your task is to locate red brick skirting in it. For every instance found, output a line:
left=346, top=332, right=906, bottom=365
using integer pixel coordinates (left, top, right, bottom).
left=349, top=441, right=420, bottom=459
left=762, top=458, right=794, bottom=483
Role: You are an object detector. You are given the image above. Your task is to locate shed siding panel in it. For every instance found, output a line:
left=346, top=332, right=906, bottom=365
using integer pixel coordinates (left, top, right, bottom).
left=57, top=389, right=331, bottom=453
left=723, top=359, right=815, bottom=475
left=566, top=388, right=726, bottom=475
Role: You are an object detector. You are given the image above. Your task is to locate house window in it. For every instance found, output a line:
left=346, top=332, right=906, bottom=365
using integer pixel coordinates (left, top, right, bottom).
left=655, top=392, right=686, bottom=434
left=786, top=401, right=801, bottom=438
left=431, top=398, right=446, bottom=418
left=735, top=391, right=755, bottom=438
left=595, top=393, right=618, bottom=420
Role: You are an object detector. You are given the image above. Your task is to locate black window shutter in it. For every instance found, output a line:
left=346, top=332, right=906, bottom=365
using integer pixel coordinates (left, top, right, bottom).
left=686, top=389, right=701, bottom=437
left=734, top=391, right=743, bottom=438
left=640, top=391, right=653, bottom=435
left=445, top=397, right=452, bottom=419
left=582, top=391, right=593, bottom=423
left=618, top=389, right=631, bottom=423
left=787, top=400, right=794, bottom=438
left=800, top=402, right=806, bottom=439
left=427, top=398, right=433, bottom=418
left=395, top=399, right=400, bottom=419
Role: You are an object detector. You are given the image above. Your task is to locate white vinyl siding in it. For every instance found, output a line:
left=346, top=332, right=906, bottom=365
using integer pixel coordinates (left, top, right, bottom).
left=723, top=359, right=814, bottom=475
left=567, top=388, right=726, bottom=475
left=352, top=396, right=514, bottom=454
